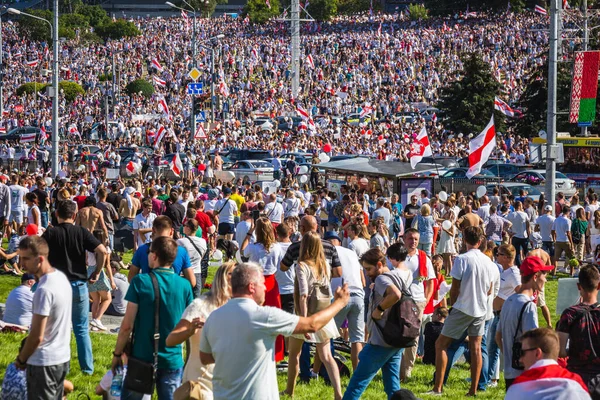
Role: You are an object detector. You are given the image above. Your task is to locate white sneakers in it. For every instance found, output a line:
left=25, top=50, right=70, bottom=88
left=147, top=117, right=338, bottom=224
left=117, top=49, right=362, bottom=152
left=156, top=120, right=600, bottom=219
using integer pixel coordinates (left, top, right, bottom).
left=90, top=319, right=107, bottom=331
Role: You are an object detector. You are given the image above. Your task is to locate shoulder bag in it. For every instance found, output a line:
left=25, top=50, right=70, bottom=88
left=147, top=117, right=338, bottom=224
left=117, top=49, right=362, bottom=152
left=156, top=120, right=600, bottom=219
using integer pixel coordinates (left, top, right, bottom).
left=511, top=301, right=532, bottom=370
left=124, top=272, right=160, bottom=395
left=185, top=235, right=206, bottom=260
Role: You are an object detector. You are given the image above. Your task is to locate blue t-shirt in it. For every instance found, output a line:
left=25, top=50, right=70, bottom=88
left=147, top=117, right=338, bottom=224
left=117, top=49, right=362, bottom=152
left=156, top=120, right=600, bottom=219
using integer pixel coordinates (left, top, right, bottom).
left=131, top=243, right=191, bottom=275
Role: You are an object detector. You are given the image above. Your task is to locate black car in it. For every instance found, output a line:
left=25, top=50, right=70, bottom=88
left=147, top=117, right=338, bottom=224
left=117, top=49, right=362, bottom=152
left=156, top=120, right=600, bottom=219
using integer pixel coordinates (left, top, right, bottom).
left=224, top=149, right=273, bottom=162
left=419, top=156, right=459, bottom=169
left=0, top=126, right=42, bottom=142
left=276, top=116, right=303, bottom=131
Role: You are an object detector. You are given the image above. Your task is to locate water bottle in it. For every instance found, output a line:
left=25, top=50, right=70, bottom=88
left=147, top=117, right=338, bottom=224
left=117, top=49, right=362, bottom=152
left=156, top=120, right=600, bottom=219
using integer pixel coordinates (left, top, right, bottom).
left=110, top=367, right=124, bottom=397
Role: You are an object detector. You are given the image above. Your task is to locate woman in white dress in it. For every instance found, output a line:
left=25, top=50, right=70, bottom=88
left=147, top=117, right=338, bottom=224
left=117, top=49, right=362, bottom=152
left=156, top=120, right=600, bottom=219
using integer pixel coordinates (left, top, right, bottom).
left=166, top=262, right=235, bottom=399
left=283, top=231, right=342, bottom=400
left=25, top=193, right=41, bottom=230
left=436, top=199, right=457, bottom=275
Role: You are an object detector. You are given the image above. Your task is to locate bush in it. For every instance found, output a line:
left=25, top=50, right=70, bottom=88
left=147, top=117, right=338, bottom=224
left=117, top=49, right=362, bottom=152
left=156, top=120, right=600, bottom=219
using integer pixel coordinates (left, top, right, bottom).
left=408, top=4, right=428, bottom=20
left=59, top=13, right=90, bottom=29
left=16, top=9, right=53, bottom=42
left=59, top=81, right=85, bottom=102
left=76, top=4, right=110, bottom=27
left=306, top=0, right=337, bottom=21
left=58, top=26, right=77, bottom=40
left=98, top=73, right=113, bottom=82
left=125, top=79, right=154, bottom=98
left=95, top=20, right=141, bottom=40
left=79, top=31, right=103, bottom=44
left=244, top=0, right=280, bottom=24
left=16, top=82, right=49, bottom=96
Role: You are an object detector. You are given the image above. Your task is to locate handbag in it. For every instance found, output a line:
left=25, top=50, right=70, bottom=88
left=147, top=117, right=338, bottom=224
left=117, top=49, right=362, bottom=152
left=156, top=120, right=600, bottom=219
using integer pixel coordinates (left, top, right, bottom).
left=173, top=380, right=205, bottom=400
left=511, top=301, right=532, bottom=370
left=124, top=272, right=160, bottom=395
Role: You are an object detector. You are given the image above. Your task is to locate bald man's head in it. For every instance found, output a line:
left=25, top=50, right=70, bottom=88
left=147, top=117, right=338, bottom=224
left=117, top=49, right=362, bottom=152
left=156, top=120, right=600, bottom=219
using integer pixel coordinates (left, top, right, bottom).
left=464, top=205, right=472, bottom=213
left=300, top=215, right=318, bottom=234
left=269, top=193, right=277, bottom=202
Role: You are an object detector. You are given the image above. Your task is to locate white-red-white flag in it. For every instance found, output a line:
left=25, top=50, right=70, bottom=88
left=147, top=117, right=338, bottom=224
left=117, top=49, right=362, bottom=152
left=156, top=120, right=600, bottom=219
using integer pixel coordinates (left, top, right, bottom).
left=296, top=104, right=310, bottom=119
left=360, top=103, right=373, bottom=119
left=154, top=125, right=166, bottom=148
left=432, top=113, right=438, bottom=124
left=377, top=22, right=382, bottom=37
left=494, top=97, right=523, bottom=118
left=534, top=5, right=547, bottom=15
left=153, top=75, right=167, bottom=87
left=25, top=60, right=38, bottom=67
left=409, top=126, right=433, bottom=169
left=195, top=123, right=207, bottom=139
left=219, top=80, right=230, bottom=97
left=563, top=0, right=570, bottom=9
left=181, top=10, right=190, bottom=29
left=170, top=152, right=183, bottom=177
left=306, top=54, right=314, bottom=69
left=151, top=59, right=164, bottom=72
left=125, top=160, right=141, bottom=176
left=466, top=115, right=496, bottom=179
left=157, top=96, right=172, bottom=120
left=20, top=133, right=36, bottom=143
left=266, top=0, right=271, bottom=9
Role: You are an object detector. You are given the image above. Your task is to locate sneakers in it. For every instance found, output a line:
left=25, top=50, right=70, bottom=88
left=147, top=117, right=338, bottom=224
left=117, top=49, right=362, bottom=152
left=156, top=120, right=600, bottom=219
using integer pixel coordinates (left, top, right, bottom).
left=487, top=381, right=498, bottom=388
left=557, top=267, right=568, bottom=274
left=423, top=390, right=443, bottom=396
left=90, top=319, right=107, bottom=331
left=310, top=371, right=319, bottom=379
left=574, top=268, right=581, bottom=277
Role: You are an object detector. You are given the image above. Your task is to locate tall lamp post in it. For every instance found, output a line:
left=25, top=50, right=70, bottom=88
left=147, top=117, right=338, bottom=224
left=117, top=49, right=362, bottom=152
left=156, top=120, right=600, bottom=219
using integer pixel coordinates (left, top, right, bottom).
left=8, top=6, right=58, bottom=178
left=199, top=34, right=224, bottom=124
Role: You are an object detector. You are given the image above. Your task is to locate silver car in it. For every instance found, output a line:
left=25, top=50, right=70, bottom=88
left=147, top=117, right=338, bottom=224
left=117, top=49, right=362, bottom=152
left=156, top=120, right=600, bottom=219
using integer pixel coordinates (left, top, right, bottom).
left=511, top=169, right=578, bottom=197
left=227, top=160, right=274, bottom=183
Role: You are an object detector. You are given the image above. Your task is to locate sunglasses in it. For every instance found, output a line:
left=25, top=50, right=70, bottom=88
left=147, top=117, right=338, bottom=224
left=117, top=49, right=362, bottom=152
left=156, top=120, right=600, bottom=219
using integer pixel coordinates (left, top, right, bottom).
left=519, top=347, right=538, bottom=358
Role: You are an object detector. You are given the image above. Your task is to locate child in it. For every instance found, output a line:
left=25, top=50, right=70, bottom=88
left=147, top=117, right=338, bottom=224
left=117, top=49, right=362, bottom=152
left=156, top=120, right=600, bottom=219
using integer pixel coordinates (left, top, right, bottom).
left=418, top=254, right=447, bottom=358
left=423, top=307, right=449, bottom=365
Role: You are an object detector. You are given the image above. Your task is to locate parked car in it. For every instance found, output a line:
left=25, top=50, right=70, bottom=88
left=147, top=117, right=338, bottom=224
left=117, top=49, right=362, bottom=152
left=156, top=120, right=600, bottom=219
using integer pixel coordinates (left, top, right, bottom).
left=485, top=183, right=542, bottom=203
left=279, top=152, right=313, bottom=164
left=344, top=113, right=371, bottom=126
left=276, top=116, right=303, bottom=131
left=419, top=156, right=459, bottom=169
left=0, top=126, right=42, bottom=142
left=484, top=163, right=532, bottom=178
left=440, top=168, right=496, bottom=179
left=223, top=149, right=273, bottom=162
left=510, top=169, right=578, bottom=197
left=227, top=160, right=274, bottom=182
left=329, top=154, right=372, bottom=162
left=420, top=107, right=440, bottom=122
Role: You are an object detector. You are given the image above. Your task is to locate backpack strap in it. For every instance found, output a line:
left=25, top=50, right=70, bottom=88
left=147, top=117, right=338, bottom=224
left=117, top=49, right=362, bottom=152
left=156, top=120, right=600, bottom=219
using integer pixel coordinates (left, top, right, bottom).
left=513, top=301, right=532, bottom=344
left=417, top=250, right=428, bottom=278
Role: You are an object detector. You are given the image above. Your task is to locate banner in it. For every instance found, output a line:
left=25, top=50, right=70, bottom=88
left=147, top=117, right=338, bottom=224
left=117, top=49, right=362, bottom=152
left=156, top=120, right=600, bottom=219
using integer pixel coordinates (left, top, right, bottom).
left=569, top=51, right=600, bottom=126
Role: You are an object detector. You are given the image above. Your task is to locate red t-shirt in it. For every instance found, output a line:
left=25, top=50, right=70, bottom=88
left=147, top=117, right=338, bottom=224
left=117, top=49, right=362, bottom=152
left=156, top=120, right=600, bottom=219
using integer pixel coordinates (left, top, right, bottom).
left=73, top=195, right=87, bottom=210
left=423, top=273, right=445, bottom=315
left=195, top=211, right=213, bottom=241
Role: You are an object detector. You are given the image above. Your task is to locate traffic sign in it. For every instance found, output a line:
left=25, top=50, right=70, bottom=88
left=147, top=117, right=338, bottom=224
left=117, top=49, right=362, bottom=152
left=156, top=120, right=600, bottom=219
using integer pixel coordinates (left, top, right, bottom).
left=196, top=111, right=206, bottom=122
left=187, top=82, right=204, bottom=95
left=188, top=68, right=201, bottom=81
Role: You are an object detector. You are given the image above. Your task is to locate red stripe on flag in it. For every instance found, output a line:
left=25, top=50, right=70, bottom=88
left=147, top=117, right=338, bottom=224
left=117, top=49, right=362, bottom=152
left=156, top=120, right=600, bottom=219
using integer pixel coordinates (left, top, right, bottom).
left=469, top=124, right=496, bottom=168
left=580, top=51, right=600, bottom=98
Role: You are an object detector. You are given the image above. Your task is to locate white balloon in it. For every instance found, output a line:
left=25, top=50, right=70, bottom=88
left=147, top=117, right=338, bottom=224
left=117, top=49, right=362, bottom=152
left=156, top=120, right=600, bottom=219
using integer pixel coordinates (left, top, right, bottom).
left=476, top=185, right=487, bottom=198
left=438, top=191, right=448, bottom=202
left=44, top=177, right=53, bottom=186
left=319, top=153, right=330, bottom=163
left=274, top=179, right=281, bottom=188
left=213, top=249, right=223, bottom=261
left=299, top=175, right=308, bottom=184
left=298, top=165, right=309, bottom=174
left=442, top=220, right=452, bottom=230
left=458, top=133, right=464, bottom=138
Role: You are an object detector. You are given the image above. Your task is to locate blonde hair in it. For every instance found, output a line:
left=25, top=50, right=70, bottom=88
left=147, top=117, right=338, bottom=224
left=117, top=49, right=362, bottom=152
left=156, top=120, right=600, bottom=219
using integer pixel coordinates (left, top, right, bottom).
left=255, top=217, right=276, bottom=252
left=298, top=231, right=328, bottom=280
left=206, top=262, right=235, bottom=307
left=420, top=204, right=431, bottom=216
left=58, top=188, right=71, bottom=200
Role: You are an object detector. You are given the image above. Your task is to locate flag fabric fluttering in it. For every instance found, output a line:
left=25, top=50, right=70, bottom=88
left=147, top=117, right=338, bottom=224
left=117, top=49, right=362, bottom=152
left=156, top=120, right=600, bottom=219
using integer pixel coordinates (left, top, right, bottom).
left=153, top=75, right=167, bottom=87
left=170, top=152, right=183, bottom=177
left=151, top=59, right=164, bottom=72
left=360, top=103, right=373, bottom=119
left=181, top=10, right=190, bottom=29
left=409, top=126, right=433, bottom=169
left=25, top=60, right=39, bottom=68
left=467, top=115, right=496, bottom=179
left=306, top=54, right=314, bottom=69
left=157, top=96, right=172, bottom=120
left=69, top=124, right=80, bottom=136
left=125, top=160, right=141, bottom=176
left=20, top=133, right=36, bottom=143
left=266, top=0, right=271, bottom=9
left=494, top=97, right=523, bottom=118
left=154, top=125, right=166, bottom=148
left=535, top=5, right=548, bottom=15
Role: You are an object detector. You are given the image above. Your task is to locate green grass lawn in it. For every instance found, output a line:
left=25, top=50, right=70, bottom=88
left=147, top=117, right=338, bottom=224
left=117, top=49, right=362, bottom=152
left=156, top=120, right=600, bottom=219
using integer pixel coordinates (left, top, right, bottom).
left=0, top=257, right=564, bottom=399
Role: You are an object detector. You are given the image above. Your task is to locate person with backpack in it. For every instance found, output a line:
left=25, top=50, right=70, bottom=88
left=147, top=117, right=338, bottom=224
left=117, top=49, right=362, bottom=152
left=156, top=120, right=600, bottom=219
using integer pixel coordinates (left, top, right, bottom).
left=427, top=226, right=496, bottom=397
left=400, top=228, right=437, bottom=382
left=343, top=246, right=413, bottom=400
left=557, top=265, right=600, bottom=396
left=283, top=231, right=342, bottom=400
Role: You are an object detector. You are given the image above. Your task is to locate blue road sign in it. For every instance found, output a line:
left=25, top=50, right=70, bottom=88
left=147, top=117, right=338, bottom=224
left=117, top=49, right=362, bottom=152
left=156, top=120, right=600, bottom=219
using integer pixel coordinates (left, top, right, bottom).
left=187, top=82, right=204, bottom=95
left=196, top=111, right=206, bottom=122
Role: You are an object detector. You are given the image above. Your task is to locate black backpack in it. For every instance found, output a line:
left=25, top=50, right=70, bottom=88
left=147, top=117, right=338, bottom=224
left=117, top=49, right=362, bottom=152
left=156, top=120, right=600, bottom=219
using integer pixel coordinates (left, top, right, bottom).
left=373, top=272, right=421, bottom=348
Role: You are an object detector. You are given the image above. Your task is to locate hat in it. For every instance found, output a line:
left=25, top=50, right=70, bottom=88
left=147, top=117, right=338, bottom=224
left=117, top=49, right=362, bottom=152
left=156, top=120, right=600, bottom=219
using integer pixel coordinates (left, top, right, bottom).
left=26, top=224, right=38, bottom=236
left=544, top=205, right=553, bottom=211
left=323, top=231, right=341, bottom=242
left=223, top=187, right=232, bottom=195
left=520, top=256, right=554, bottom=277
left=208, top=189, right=219, bottom=200
left=21, top=273, right=35, bottom=282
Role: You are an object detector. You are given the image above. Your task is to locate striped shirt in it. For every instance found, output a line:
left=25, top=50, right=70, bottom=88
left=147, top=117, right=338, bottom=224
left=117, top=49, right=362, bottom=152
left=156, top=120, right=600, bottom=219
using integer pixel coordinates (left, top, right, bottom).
left=281, top=239, right=341, bottom=270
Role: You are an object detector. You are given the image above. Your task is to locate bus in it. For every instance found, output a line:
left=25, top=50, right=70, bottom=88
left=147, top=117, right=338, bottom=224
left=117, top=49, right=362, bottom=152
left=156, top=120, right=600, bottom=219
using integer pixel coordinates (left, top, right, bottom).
left=531, top=136, right=600, bottom=185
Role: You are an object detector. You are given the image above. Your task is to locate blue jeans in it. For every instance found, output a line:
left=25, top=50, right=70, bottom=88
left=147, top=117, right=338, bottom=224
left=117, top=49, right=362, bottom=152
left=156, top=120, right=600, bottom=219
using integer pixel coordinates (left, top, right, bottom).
left=121, top=367, right=183, bottom=400
left=343, top=344, right=403, bottom=400
left=487, top=314, right=500, bottom=381
left=40, top=211, right=49, bottom=229
left=108, top=233, right=114, bottom=251
left=71, top=281, right=94, bottom=374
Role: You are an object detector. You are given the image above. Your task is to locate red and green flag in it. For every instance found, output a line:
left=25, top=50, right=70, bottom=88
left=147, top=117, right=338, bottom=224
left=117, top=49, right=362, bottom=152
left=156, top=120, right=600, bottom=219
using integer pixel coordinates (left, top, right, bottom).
left=570, top=51, right=600, bottom=126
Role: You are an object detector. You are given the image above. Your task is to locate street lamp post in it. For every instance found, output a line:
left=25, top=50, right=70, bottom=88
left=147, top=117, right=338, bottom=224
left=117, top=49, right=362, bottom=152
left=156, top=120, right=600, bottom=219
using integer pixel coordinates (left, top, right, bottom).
left=198, top=35, right=224, bottom=124
left=9, top=5, right=59, bottom=178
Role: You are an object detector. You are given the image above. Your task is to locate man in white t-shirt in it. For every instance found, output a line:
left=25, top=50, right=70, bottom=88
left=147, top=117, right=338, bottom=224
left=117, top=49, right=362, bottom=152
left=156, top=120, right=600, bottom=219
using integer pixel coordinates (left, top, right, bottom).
left=8, top=175, right=28, bottom=230
left=133, top=199, right=157, bottom=251
left=535, top=205, right=556, bottom=257
left=200, top=262, right=349, bottom=400
left=586, top=193, right=599, bottom=223
left=264, top=193, right=284, bottom=225
left=507, top=201, right=530, bottom=266
left=428, top=226, right=494, bottom=397
left=477, top=196, right=491, bottom=221
left=214, top=187, right=238, bottom=240
left=400, top=228, right=436, bottom=381
left=15, top=236, right=72, bottom=399
left=552, top=205, right=574, bottom=273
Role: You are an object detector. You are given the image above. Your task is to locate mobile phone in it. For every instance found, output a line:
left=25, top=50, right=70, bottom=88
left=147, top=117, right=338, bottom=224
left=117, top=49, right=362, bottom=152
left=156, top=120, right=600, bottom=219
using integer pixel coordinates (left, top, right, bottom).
left=252, top=210, right=260, bottom=221
left=341, top=278, right=345, bottom=287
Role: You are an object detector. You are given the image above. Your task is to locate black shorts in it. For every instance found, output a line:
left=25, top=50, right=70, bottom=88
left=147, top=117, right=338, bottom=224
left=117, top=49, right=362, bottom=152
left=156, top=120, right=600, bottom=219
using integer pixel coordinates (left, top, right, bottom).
left=218, top=222, right=235, bottom=235
left=320, top=220, right=329, bottom=228
left=280, top=293, right=294, bottom=314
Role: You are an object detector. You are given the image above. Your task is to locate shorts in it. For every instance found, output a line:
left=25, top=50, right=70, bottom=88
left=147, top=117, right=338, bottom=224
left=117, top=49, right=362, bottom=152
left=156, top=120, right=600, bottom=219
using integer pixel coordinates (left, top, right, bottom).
left=218, top=222, right=235, bottom=235
left=27, top=361, right=69, bottom=400
left=280, top=293, right=294, bottom=314
left=9, top=210, right=23, bottom=225
left=334, top=294, right=365, bottom=343
left=320, top=220, right=329, bottom=228
left=441, top=307, right=486, bottom=339
left=537, top=287, right=546, bottom=308
left=554, top=241, right=574, bottom=260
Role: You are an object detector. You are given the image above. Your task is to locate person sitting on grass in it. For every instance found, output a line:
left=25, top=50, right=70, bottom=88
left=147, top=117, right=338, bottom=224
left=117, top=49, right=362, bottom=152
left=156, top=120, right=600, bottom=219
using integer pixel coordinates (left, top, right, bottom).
left=2, top=273, right=35, bottom=328
left=423, top=307, right=449, bottom=366
left=1, top=227, right=25, bottom=275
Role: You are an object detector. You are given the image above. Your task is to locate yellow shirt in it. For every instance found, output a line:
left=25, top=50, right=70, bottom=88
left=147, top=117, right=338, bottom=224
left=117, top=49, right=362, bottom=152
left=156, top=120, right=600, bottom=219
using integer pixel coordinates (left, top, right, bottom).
left=229, top=193, right=245, bottom=217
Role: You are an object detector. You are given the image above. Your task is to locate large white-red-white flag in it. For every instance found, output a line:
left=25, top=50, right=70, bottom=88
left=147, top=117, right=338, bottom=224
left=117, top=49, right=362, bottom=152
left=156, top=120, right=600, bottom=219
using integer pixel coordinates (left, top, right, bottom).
left=466, top=115, right=496, bottom=179
left=154, top=125, right=166, bottom=148
left=219, top=80, right=230, bottom=97
left=125, top=160, right=141, bottom=176
left=409, top=126, right=433, bottom=169
left=25, top=60, right=39, bottom=68
left=170, top=152, right=183, bottom=176
left=181, top=10, right=190, bottom=29
left=157, top=96, right=172, bottom=120
left=151, top=59, right=164, bottom=72
left=296, top=104, right=310, bottom=119
left=494, top=97, right=522, bottom=118
left=360, top=103, right=373, bottom=119
left=306, top=54, right=314, bottom=69
left=534, top=5, right=547, bottom=15
left=153, top=75, right=166, bottom=87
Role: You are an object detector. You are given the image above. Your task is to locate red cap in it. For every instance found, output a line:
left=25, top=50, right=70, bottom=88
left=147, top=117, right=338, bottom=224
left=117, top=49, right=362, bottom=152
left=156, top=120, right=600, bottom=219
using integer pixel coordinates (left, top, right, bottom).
left=26, top=224, right=38, bottom=236
left=520, top=256, right=554, bottom=277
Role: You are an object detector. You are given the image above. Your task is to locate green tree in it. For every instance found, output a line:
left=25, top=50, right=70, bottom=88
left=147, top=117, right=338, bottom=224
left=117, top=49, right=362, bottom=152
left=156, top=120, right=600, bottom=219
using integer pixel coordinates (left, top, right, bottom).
left=76, top=4, right=110, bottom=27
left=437, top=53, right=505, bottom=135
left=125, top=79, right=154, bottom=98
left=244, top=0, right=280, bottom=24
left=408, top=4, right=428, bottom=20
left=59, top=81, right=85, bottom=102
left=59, top=13, right=90, bottom=29
left=176, top=0, right=228, bottom=17
left=306, top=0, right=337, bottom=21
left=337, top=0, right=371, bottom=14
left=95, top=20, right=141, bottom=40
left=15, top=9, right=53, bottom=42
left=16, top=82, right=49, bottom=96
left=59, top=0, right=83, bottom=14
